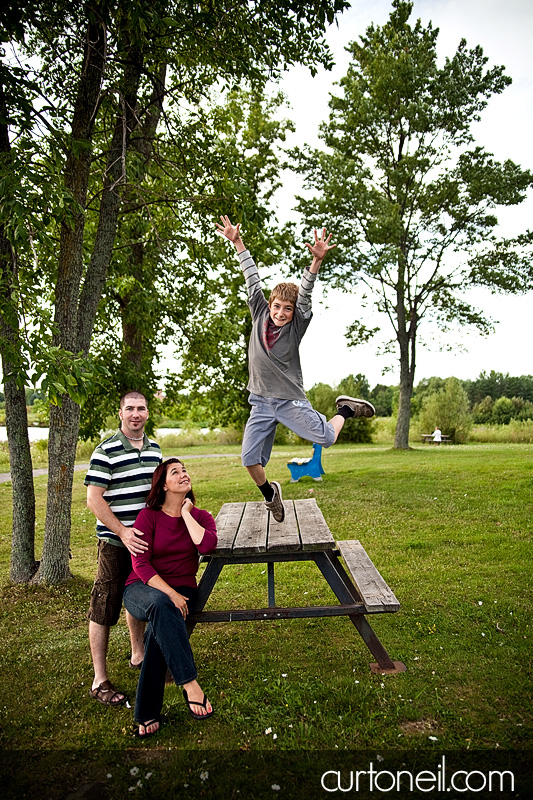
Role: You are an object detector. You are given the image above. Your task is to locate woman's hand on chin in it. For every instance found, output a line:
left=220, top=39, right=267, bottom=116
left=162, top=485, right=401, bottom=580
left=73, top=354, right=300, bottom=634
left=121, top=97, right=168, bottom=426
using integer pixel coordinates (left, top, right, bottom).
left=181, top=497, right=194, bottom=514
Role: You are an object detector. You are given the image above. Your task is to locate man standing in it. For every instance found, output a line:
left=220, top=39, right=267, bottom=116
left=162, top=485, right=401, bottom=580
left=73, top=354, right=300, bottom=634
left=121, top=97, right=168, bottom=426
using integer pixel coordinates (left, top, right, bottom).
left=85, top=391, right=162, bottom=706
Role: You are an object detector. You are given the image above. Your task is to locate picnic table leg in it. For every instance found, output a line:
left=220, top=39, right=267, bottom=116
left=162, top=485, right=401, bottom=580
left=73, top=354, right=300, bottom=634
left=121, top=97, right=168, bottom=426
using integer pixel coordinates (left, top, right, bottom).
left=267, top=561, right=275, bottom=607
left=313, top=551, right=406, bottom=675
left=187, top=557, right=225, bottom=636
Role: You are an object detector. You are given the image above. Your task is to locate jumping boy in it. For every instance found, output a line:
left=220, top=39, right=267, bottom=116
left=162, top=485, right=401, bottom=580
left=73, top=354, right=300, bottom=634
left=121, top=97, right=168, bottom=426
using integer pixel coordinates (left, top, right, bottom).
left=216, top=214, right=375, bottom=523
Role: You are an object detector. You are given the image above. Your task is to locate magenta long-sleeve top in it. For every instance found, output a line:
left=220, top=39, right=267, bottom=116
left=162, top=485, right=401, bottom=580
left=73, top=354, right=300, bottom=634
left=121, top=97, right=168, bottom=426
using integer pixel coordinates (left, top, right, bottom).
left=125, top=506, right=218, bottom=590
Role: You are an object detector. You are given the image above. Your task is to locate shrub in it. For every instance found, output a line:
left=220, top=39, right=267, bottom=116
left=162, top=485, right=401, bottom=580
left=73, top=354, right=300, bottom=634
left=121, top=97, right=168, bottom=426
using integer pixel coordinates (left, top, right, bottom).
left=417, top=377, right=472, bottom=443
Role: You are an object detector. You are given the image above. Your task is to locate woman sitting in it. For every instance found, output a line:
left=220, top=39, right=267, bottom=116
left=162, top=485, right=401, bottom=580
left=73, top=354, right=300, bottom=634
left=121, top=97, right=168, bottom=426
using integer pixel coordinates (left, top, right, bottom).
left=123, top=457, right=218, bottom=737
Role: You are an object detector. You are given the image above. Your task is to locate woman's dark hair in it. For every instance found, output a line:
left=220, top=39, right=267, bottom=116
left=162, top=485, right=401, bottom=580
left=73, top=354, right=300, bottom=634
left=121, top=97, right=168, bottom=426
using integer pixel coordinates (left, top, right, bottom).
left=145, top=458, right=195, bottom=510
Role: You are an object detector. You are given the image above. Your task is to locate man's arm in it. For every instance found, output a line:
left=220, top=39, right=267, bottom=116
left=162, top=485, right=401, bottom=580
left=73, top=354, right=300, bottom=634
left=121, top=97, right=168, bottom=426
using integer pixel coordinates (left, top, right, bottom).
left=86, top=484, right=148, bottom=556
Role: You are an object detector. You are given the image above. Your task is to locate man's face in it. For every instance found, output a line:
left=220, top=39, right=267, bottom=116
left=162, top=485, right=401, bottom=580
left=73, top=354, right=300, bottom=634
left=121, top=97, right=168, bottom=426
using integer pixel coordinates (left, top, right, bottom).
left=119, top=395, right=149, bottom=436
left=269, top=297, right=295, bottom=327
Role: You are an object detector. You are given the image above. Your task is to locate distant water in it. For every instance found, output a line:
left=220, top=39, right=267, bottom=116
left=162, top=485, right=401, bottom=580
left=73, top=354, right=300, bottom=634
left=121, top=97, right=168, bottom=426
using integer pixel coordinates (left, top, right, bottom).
left=0, top=426, right=49, bottom=442
left=0, top=426, right=212, bottom=442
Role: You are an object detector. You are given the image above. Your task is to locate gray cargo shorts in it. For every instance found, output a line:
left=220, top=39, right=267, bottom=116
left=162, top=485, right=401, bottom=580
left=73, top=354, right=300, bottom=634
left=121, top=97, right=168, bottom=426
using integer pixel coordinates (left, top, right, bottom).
left=241, top=393, right=336, bottom=467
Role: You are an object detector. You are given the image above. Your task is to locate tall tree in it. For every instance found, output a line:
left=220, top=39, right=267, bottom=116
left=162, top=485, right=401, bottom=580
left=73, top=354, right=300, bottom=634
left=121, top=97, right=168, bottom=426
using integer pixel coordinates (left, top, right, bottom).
left=293, top=0, right=533, bottom=449
left=5, top=0, right=350, bottom=582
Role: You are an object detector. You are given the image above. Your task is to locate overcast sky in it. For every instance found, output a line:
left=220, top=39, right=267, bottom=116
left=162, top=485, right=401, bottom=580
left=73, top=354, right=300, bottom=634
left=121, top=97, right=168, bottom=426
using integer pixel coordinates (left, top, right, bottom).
left=270, top=0, right=533, bottom=390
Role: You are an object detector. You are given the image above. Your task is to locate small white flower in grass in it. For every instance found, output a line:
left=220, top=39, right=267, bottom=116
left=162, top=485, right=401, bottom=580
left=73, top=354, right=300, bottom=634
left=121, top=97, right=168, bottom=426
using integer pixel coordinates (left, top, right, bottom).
left=381, top=683, right=385, bottom=688
left=478, top=601, right=483, bottom=606
left=130, top=767, right=139, bottom=777
left=106, top=774, right=112, bottom=779
left=128, top=788, right=136, bottom=793
left=282, top=673, right=287, bottom=678
left=200, top=771, right=209, bottom=781
left=145, top=773, right=152, bottom=780
left=265, top=727, right=272, bottom=735
left=288, top=724, right=293, bottom=728
left=271, top=784, right=281, bottom=791
left=429, top=736, right=438, bottom=741
left=261, top=570, right=266, bottom=575
left=273, top=733, right=278, bottom=740
left=376, top=755, right=384, bottom=762
left=482, top=633, right=486, bottom=637
left=136, top=781, right=143, bottom=788
left=126, top=701, right=131, bottom=709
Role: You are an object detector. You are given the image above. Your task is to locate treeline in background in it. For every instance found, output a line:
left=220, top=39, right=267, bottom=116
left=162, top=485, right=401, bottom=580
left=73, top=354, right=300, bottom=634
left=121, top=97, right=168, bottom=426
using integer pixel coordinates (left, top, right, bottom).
left=3, top=369, right=532, bottom=448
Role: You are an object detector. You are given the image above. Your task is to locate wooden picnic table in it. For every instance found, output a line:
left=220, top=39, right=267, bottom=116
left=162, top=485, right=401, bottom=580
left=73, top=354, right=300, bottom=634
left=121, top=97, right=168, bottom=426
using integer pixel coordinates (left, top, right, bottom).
left=188, top=498, right=405, bottom=674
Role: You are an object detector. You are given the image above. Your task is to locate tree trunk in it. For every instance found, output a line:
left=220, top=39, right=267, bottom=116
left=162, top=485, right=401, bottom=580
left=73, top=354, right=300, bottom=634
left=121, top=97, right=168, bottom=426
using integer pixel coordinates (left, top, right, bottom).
left=394, top=314, right=417, bottom=449
left=38, top=10, right=107, bottom=583
left=394, top=346, right=414, bottom=449
left=0, top=83, right=37, bottom=582
left=38, top=398, right=80, bottom=583
left=40, top=26, right=149, bottom=583
left=119, top=63, right=167, bottom=370
left=0, top=253, right=38, bottom=582
left=77, top=37, right=145, bottom=353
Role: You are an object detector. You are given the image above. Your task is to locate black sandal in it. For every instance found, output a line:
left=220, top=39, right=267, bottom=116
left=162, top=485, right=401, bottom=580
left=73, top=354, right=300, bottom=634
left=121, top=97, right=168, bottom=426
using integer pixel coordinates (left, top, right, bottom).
left=135, top=719, right=160, bottom=738
left=182, top=688, right=214, bottom=720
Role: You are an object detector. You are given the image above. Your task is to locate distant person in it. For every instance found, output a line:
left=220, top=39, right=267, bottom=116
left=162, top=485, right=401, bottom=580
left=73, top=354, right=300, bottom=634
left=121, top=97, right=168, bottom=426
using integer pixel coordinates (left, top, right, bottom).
left=85, top=391, right=162, bottom=707
left=432, top=426, right=442, bottom=445
left=216, top=214, right=375, bottom=523
left=124, top=458, right=217, bottom=737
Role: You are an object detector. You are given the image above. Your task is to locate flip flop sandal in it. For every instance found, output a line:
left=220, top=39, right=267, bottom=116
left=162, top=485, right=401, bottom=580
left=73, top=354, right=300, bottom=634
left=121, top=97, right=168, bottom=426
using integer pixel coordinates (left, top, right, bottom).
left=135, top=719, right=160, bottom=738
left=90, top=680, right=127, bottom=706
left=129, top=660, right=143, bottom=670
left=182, top=688, right=214, bottom=720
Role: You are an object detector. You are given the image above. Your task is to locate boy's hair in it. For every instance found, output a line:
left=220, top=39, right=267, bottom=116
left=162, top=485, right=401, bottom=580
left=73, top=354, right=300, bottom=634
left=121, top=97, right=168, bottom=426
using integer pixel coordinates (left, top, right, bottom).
left=269, top=282, right=298, bottom=307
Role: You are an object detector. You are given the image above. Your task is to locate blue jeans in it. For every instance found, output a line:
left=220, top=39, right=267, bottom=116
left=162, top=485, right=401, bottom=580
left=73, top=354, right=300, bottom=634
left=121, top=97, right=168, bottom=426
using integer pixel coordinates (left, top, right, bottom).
left=123, top=581, right=198, bottom=724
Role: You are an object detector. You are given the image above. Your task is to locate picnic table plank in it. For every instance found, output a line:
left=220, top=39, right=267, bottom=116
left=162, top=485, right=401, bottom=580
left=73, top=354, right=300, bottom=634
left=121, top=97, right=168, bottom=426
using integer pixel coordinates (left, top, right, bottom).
left=294, top=498, right=335, bottom=550
left=336, top=539, right=399, bottom=613
left=232, top=501, right=268, bottom=554
left=267, top=500, right=301, bottom=553
left=214, top=502, right=246, bottom=555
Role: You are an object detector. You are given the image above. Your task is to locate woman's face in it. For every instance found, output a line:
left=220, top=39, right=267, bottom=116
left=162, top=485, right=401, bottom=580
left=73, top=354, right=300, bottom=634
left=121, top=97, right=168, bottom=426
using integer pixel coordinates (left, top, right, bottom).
left=163, top=461, right=192, bottom=494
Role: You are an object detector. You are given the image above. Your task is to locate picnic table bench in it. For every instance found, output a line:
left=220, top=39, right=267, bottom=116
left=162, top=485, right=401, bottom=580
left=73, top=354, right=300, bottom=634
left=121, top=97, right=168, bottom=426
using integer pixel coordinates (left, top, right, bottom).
left=188, top=498, right=405, bottom=675
left=421, top=433, right=452, bottom=444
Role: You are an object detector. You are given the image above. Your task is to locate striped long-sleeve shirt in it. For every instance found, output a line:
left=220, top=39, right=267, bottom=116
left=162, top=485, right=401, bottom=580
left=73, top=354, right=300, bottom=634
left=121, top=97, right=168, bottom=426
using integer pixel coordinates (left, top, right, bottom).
left=239, top=249, right=316, bottom=401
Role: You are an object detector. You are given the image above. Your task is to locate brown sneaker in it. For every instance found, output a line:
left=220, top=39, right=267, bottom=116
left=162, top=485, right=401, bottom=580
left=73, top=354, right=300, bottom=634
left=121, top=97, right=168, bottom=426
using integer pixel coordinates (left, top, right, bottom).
left=265, top=480, right=285, bottom=523
left=335, top=395, right=375, bottom=418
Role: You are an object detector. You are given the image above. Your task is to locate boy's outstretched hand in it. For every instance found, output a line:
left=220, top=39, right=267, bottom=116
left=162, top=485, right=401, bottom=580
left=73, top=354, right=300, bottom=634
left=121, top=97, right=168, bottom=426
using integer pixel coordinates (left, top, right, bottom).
left=216, top=214, right=242, bottom=244
left=305, top=228, right=337, bottom=263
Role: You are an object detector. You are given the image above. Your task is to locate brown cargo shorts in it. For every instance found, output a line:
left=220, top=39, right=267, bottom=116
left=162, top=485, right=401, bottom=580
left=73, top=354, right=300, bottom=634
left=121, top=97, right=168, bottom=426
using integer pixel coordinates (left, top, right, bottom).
left=87, top=540, right=133, bottom=626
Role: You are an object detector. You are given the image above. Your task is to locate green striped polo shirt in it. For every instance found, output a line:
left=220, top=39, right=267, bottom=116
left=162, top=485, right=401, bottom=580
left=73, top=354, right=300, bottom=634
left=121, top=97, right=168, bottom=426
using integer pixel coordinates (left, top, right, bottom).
left=84, top=429, right=162, bottom=546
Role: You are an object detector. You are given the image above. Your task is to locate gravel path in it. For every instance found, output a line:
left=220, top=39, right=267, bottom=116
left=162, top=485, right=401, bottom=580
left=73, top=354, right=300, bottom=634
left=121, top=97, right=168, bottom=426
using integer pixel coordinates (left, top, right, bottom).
left=0, top=452, right=240, bottom=484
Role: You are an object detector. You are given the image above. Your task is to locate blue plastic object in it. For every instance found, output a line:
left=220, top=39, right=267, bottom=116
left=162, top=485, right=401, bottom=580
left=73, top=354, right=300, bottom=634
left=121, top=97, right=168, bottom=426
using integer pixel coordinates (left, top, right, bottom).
left=287, top=443, right=325, bottom=483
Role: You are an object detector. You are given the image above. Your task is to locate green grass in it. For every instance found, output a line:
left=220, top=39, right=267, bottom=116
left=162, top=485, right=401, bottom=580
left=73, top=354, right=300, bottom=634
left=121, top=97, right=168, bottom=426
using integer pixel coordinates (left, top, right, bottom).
left=0, top=443, right=531, bottom=797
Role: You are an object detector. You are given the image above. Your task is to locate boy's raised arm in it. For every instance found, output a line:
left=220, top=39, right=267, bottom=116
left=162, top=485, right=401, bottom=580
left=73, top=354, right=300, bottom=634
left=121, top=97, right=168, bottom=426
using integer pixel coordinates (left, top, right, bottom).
left=305, top=227, right=336, bottom=274
left=216, top=214, right=247, bottom=254
left=216, top=214, right=262, bottom=300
